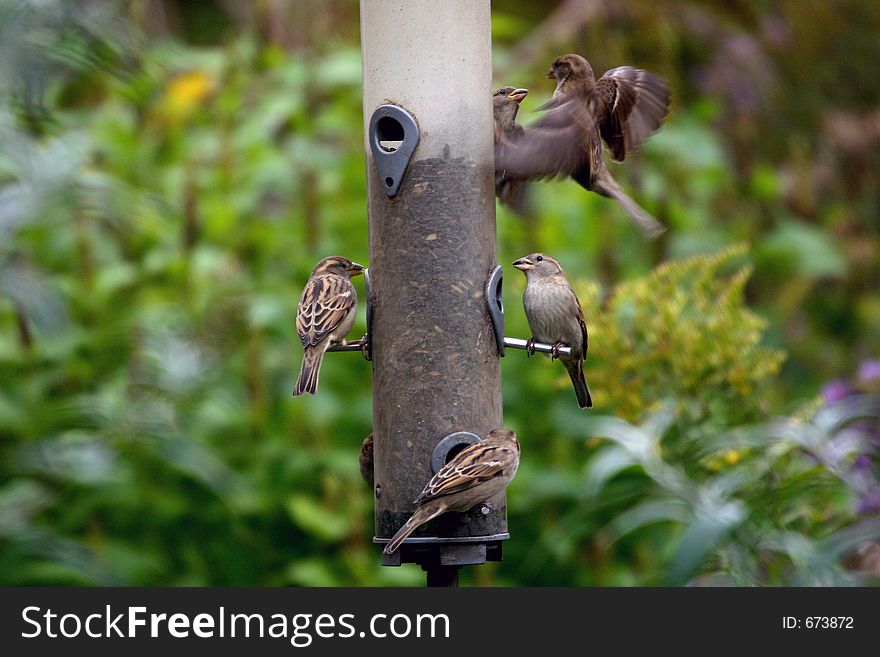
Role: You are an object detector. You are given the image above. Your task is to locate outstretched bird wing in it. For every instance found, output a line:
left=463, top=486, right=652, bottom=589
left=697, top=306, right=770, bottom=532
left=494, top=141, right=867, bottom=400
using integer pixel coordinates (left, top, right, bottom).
left=494, top=94, right=600, bottom=181
left=595, top=66, right=670, bottom=162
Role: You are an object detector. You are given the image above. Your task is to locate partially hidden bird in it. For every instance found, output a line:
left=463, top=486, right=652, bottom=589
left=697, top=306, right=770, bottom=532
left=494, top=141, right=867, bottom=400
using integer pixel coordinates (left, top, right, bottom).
left=383, top=428, right=520, bottom=555
left=359, top=433, right=374, bottom=489
left=493, top=85, right=529, bottom=213
left=292, top=255, right=364, bottom=397
left=495, top=53, right=670, bottom=238
left=514, top=253, right=593, bottom=409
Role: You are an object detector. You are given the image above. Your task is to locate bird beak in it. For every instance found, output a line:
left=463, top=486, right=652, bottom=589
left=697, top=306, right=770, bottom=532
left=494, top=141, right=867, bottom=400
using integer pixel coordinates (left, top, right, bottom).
left=507, top=88, right=528, bottom=103
left=546, top=68, right=555, bottom=79
left=513, top=257, right=533, bottom=271
left=348, top=262, right=365, bottom=276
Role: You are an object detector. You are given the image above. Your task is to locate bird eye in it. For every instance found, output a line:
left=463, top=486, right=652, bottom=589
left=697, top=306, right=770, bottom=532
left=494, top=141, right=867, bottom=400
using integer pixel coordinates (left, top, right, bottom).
left=536, top=255, right=544, bottom=262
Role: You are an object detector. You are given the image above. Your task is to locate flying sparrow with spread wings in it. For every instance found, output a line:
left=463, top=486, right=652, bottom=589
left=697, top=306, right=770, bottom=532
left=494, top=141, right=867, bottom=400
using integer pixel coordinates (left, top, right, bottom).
left=514, top=253, right=592, bottom=409
left=383, top=428, right=520, bottom=555
left=292, top=255, right=364, bottom=396
left=495, top=54, right=670, bottom=238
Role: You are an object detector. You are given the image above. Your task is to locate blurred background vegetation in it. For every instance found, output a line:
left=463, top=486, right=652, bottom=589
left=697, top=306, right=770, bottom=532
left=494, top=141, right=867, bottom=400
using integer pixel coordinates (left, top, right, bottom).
left=1, top=0, right=879, bottom=586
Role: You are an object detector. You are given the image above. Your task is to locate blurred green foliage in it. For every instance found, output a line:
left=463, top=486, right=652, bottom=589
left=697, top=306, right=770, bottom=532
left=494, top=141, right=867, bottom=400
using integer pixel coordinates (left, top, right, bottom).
left=1, top=0, right=878, bottom=586
left=577, top=244, right=784, bottom=423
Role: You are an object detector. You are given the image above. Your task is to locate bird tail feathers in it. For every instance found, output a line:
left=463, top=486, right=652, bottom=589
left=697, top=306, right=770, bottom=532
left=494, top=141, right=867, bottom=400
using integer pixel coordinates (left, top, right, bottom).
left=595, top=174, right=666, bottom=239
left=292, top=348, right=326, bottom=396
left=383, top=506, right=445, bottom=555
left=566, top=359, right=593, bottom=410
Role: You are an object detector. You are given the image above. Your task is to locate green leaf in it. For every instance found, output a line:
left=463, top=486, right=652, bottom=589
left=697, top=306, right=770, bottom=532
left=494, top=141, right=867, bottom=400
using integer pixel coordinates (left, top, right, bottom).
left=760, top=220, right=848, bottom=278
left=607, top=499, right=690, bottom=541
left=285, top=494, right=351, bottom=543
left=820, top=519, right=880, bottom=560
left=582, top=445, right=637, bottom=498
left=285, top=558, right=343, bottom=587
left=582, top=415, right=655, bottom=460
left=0, top=479, right=55, bottom=537
left=668, top=501, right=746, bottom=585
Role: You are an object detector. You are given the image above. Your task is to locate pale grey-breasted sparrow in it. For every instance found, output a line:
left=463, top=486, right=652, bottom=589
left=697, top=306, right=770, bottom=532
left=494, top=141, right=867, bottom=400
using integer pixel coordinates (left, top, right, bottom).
left=514, top=253, right=593, bottom=409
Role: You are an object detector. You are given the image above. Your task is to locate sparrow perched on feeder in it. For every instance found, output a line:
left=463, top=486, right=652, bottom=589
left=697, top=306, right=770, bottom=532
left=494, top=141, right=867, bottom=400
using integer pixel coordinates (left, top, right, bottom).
left=495, top=53, right=670, bottom=238
left=292, top=255, right=364, bottom=396
left=359, top=433, right=374, bottom=489
left=383, top=428, right=520, bottom=555
left=514, top=253, right=592, bottom=409
left=492, top=86, right=529, bottom=212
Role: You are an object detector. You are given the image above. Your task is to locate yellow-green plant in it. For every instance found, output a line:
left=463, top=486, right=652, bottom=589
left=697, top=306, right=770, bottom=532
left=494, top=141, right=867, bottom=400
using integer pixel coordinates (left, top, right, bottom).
left=574, top=244, right=784, bottom=423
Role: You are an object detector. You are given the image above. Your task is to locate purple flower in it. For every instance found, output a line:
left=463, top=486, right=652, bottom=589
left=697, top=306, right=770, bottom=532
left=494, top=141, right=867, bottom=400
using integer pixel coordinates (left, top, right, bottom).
left=850, top=420, right=880, bottom=450
left=853, top=454, right=873, bottom=473
left=856, top=487, right=880, bottom=515
left=822, top=379, right=852, bottom=404
left=858, top=359, right=880, bottom=384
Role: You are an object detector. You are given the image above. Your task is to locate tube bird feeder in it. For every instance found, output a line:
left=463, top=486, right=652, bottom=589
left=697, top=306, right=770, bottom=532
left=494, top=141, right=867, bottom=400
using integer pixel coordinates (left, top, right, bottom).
left=359, top=0, right=503, bottom=585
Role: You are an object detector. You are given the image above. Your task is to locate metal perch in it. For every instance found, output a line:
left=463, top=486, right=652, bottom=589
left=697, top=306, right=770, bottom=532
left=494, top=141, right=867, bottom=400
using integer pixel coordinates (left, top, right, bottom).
left=503, top=337, right=573, bottom=357
left=328, top=336, right=572, bottom=358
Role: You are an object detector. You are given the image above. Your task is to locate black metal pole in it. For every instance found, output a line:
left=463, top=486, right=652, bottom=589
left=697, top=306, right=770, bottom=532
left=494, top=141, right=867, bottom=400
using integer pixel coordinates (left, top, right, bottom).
left=360, top=0, right=502, bottom=586
left=425, top=565, right=461, bottom=588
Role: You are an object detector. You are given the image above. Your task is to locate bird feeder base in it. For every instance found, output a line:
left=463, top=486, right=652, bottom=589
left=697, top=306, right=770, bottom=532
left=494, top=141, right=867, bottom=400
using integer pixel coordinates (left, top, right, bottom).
left=375, top=533, right=509, bottom=567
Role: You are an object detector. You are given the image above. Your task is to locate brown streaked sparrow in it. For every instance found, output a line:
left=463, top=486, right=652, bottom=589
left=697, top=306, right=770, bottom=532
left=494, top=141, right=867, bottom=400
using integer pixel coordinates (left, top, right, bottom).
left=383, top=428, right=520, bottom=555
left=292, top=255, right=364, bottom=396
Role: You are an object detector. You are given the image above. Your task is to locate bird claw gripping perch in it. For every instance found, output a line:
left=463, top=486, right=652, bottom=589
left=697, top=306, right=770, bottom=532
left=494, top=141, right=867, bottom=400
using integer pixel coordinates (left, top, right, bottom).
left=324, top=268, right=373, bottom=361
